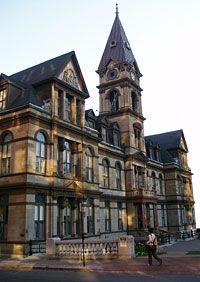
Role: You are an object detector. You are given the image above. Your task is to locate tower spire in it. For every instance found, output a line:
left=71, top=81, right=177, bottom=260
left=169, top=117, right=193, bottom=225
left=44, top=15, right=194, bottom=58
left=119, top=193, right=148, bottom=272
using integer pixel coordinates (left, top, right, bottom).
left=116, top=3, right=119, bottom=16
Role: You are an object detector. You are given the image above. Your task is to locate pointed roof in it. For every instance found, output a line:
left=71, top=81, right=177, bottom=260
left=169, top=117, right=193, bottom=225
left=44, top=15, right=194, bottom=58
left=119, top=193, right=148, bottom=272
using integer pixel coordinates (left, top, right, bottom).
left=97, top=11, right=141, bottom=76
left=10, top=52, right=74, bottom=85
left=10, top=51, right=89, bottom=97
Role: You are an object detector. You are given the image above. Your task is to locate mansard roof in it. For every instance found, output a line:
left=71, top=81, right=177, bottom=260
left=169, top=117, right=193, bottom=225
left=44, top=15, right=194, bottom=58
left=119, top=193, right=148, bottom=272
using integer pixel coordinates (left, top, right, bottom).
left=97, top=13, right=141, bottom=76
left=0, top=73, right=42, bottom=110
left=145, top=129, right=188, bottom=163
left=85, top=109, right=97, bottom=120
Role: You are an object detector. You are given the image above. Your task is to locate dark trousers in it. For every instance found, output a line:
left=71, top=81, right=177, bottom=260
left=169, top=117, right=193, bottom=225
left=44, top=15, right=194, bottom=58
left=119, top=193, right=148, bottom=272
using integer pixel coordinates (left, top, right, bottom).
left=146, top=245, right=162, bottom=265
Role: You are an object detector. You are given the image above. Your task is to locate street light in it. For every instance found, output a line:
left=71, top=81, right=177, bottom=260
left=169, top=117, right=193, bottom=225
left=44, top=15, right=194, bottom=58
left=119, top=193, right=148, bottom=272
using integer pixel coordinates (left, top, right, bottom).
left=80, top=199, right=85, bottom=267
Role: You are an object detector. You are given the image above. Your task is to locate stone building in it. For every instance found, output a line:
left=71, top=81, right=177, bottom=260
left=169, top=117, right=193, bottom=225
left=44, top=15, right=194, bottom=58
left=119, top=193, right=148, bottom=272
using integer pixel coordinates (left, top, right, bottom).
left=0, top=9, right=195, bottom=255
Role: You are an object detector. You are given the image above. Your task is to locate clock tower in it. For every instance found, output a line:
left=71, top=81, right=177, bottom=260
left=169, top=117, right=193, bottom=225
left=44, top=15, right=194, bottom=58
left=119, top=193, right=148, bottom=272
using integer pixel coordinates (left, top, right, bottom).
left=96, top=6, right=145, bottom=155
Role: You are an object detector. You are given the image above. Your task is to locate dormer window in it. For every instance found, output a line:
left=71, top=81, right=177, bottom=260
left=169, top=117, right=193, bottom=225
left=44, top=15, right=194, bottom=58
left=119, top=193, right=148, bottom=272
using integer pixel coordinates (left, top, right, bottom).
left=102, top=126, right=108, bottom=143
left=0, top=89, right=6, bottom=111
left=88, top=119, right=95, bottom=129
left=110, top=40, right=117, bottom=48
left=113, top=131, right=120, bottom=147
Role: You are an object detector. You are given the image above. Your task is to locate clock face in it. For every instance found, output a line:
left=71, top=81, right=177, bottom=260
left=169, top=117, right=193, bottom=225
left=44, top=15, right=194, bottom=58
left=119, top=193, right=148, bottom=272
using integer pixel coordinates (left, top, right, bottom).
left=107, top=69, right=118, bottom=80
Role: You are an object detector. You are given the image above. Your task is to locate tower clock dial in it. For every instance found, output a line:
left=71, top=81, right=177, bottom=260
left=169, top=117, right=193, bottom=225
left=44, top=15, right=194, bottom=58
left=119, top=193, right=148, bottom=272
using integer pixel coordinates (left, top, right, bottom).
left=107, top=69, right=118, bottom=80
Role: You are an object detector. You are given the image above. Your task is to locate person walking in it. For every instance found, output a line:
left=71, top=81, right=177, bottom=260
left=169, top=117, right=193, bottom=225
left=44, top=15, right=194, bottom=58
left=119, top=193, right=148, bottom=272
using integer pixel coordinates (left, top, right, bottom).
left=146, top=227, right=162, bottom=266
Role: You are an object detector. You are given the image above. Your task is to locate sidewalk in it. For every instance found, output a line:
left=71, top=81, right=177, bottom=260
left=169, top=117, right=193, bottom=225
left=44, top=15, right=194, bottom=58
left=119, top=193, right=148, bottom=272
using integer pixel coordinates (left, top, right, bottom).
left=0, top=239, right=199, bottom=275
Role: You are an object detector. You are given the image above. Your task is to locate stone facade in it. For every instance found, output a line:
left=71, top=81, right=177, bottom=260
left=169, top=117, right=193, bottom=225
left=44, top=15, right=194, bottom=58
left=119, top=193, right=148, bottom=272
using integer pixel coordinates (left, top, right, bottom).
left=0, top=11, right=196, bottom=255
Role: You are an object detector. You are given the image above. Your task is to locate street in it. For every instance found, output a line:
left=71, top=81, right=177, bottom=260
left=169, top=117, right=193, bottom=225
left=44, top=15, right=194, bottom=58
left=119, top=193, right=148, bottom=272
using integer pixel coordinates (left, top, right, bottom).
left=0, top=270, right=200, bottom=282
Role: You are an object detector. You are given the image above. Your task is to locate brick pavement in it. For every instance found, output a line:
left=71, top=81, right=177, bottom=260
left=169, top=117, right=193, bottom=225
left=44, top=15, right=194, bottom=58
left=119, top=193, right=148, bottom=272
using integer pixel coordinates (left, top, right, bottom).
left=0, top=238, right=199, bottom=275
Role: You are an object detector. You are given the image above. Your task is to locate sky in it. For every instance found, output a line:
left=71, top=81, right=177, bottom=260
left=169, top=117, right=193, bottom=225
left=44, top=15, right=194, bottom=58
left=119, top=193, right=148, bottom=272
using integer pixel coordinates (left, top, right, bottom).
left=0, top=0, right=200, bottom=227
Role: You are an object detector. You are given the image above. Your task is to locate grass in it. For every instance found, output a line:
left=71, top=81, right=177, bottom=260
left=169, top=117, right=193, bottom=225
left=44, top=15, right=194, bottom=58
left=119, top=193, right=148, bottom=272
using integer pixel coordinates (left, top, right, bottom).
left=186, top=251, right=200, bottom=255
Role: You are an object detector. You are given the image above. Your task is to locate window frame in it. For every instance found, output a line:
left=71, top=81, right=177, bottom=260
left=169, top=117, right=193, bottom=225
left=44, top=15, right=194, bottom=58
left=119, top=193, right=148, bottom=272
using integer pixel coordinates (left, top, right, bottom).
left=102, top=159, right=109, bottom=187
left=0, top=89, right=6, bottom=111
left=35, top=132, right=46, bottom=174
left=1, top=133, right=12, bottom=175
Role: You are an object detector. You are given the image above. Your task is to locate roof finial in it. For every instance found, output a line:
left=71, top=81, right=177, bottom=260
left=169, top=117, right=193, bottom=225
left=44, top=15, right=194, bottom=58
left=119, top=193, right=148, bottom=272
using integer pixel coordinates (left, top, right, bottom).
left=116, top=3, right=119, bottom=16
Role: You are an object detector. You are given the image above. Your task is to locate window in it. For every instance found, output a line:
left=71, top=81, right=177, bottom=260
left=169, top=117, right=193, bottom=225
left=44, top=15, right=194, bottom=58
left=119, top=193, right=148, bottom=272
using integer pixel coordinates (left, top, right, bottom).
left=159, top=174, right=163, bottom=195
left=57, top=89, right=62, bottom=118
left=115, top=162, right=121, bottom=189
left=102, top=159, right=109, bottom=187
left=105, top=201, right=111, bottom=232
left=0, top=194, right=8, bottom=240
left=133, top=124, right=141, bottom=149
left=86, top=198, right=94, bottom=234
left=0, top=89, right=6, bottom=111
left=64, top=94, right=72, bottom=121
left=72, top=143, right=79, bottom=178
left=63, top=141, right=71, bottom=176
left=134, top=166, right=144, bottom=188
left=109, top=90, right=119, bottom=112
left=35, top=194, right=45, bottom=239
left=63, top=204, right=72, bottom=236
left=118, top=202, right=123, bottom=231
left=57, top=140, right=72, bottom=177
left=1, top=133, right=12, bottom=175
left=131, top=92, right=138, bottom=112
left=161, top=204, right=166, bottom=227
left=151, top=172, right=156, bottom=191
left=88, top=119, right=95, bottom=129
left=36, top=132, right=46, bottom=173
left=86, top=147, right=93, bottom=182
left=102, top=126, right=108, bottom=142
left=113, top=131, right=120, bottom=147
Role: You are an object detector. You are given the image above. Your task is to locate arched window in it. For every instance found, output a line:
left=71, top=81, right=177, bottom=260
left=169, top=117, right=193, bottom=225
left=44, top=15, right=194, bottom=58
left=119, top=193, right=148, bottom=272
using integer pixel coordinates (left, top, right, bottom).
left=159, top=174, right=163, bottom=195
left=131, top=92, right=138, bottom=112
left=86, top=147, right=93, bottom=182
left=109, top=90, right=119, bottom=112
left=1, top=133, right=12, bottom=174
left=36, top=132, right=46, bottom=173
left=115, top=162, right=122, bottom=189
left=102, top=159, right=109, bottom=187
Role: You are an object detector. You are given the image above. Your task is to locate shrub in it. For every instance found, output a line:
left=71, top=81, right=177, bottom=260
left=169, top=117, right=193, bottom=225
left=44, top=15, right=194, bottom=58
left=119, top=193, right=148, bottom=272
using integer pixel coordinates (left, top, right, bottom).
left=135, top=242, right=148, bottom=257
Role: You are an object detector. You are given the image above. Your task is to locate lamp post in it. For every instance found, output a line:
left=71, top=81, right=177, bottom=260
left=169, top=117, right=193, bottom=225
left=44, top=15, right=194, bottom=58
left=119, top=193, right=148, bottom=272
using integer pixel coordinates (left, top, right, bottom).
left=80, top=199, right=86, bottom=267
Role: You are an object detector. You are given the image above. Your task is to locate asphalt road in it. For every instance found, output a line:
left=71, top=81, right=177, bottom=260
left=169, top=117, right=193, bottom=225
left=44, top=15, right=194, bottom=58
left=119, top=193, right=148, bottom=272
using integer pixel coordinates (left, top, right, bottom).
left=0, top=270, right=200, bottom=282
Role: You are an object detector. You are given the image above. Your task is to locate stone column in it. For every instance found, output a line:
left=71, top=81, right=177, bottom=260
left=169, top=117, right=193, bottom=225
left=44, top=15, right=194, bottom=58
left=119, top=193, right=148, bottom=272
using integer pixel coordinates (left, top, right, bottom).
left=118, top=235, right=135, bottom=259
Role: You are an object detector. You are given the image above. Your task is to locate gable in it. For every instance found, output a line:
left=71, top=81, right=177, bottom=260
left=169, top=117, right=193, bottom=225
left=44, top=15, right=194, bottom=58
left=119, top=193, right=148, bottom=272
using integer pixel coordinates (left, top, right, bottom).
left=58, top=60, right=82, bottom=91
left=180, top=136, right=188, bottom=152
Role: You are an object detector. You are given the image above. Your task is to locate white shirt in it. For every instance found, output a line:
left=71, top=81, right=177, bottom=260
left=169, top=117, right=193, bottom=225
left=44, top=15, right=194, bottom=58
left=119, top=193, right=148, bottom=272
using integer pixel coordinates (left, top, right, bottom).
left=147, top=233, right=156, bottom=246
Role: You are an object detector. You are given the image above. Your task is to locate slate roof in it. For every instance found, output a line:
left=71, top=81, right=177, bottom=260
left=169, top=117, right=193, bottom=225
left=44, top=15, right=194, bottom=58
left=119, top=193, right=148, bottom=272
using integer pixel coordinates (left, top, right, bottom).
left=0, top=73, right=42, bottom=110
left=10, top=52, right=74, bottom=85
left=145, top=130, right=187, bottom=164
left=98, top=13, right=141, bottom=76
left=0, top=51, right=90, bottom=112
